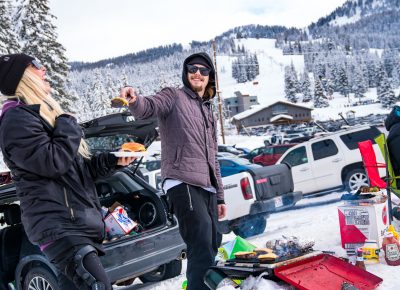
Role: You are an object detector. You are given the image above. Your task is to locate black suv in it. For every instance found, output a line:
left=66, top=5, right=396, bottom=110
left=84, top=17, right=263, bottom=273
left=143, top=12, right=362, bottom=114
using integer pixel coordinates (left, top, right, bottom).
left=0, top=112, right=186, bottom=290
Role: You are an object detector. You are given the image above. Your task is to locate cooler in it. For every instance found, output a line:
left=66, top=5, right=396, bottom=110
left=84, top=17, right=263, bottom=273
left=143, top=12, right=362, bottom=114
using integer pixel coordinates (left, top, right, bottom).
left=338, top=194, right=388, bottom=255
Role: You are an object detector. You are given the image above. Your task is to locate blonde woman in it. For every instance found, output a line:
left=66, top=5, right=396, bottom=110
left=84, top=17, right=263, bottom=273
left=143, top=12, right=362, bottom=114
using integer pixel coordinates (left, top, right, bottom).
left=0, top=54, right=133, bottom=290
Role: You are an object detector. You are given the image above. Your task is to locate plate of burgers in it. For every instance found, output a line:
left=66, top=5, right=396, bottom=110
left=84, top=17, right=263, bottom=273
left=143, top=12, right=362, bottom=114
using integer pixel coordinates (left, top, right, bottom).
left=111, top=142, right=148, bottom=157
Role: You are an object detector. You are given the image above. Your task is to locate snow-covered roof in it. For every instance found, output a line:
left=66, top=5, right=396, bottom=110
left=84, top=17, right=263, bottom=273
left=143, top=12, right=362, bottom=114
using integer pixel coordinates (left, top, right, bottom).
left=270, top=114, right=293, bottom=122
left=231, top=101, right=313, bottom=121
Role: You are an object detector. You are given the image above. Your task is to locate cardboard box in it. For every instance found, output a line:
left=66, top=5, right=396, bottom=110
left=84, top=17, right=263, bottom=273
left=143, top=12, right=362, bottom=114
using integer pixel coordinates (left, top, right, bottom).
left=338, top=194, right=388, bottom=255
left=104, top=206, right=137, bottom=237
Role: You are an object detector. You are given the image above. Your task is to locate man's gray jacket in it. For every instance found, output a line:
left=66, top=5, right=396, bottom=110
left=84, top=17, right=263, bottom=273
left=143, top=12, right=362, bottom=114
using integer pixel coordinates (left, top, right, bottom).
left=129, top=85, right=224, bottom=202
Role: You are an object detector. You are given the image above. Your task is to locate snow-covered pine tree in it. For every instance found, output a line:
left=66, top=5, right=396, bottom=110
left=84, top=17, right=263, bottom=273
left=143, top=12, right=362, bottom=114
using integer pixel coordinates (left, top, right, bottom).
left=13, top=0, right=71, bottom=110
left=337, top=65, right=350, bottom=97
left=377, top=64, right=397, bottom=108
left=231, top=59, right=239, bottom=82
left=245, top=54, right=255, bottom=81
left=237, top=57, right=247, bottom=83
left=300, top=70, right=312, bottom=102
left=253, top=53, right=259, bottom=76
left=284, top=66, right=297, bottom=103
left=313, top=76, right=329, bottom=108
left=391, top=67, right=400, bottom=89
left=352, top=64, right=367, bottom=101
left=0, top=0, right=20, bottom=54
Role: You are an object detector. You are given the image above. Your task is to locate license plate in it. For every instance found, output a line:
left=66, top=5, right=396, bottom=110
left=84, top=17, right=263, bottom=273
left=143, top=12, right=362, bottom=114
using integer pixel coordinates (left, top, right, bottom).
left=274, top=196, right=283, bottom=208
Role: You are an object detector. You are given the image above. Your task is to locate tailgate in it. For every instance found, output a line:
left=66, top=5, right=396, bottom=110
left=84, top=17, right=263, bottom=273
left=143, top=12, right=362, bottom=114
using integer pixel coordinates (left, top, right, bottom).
left=246, top=164, right=294, bottom=200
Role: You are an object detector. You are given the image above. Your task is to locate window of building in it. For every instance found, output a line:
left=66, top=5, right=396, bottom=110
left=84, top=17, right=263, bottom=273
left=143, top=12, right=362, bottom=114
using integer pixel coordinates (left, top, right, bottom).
left=272, top=104, right=288, bottom=115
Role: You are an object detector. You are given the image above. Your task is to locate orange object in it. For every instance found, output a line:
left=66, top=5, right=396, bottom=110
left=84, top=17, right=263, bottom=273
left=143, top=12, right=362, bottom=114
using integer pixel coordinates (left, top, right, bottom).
left=111, top=97, right=129, bottom=108
left=121, top=142, right=146, bottom=152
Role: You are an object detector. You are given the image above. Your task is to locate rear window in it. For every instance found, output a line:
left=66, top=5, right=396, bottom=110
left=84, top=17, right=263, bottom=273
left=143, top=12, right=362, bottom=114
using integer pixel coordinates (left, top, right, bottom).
left=311, top=139, right=338, bottom=160
left=339, top=127, right=381, bottom=150
left=85, top=134, right=140, bottom=153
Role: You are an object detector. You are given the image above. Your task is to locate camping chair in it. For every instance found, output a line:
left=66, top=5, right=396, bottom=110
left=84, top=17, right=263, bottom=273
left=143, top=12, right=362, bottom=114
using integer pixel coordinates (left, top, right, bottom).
left=357, top=140, right=387, bottom=189
left=374, top=133, right=400, bottom=223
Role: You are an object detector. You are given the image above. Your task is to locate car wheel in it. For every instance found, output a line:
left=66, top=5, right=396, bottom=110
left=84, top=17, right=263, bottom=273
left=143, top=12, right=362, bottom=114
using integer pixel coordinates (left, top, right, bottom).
left=344, top=168, right=369, bottom=192
left=232, top=215, right=267, bottom=238
left=139, top=259, right=182, bottom=283
left=23, top=266, right=58, bottom=290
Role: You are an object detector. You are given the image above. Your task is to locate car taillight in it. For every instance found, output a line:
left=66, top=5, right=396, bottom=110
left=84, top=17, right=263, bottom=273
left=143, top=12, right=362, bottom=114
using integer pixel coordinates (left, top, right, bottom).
left=240, top=177, right=253, bottom=200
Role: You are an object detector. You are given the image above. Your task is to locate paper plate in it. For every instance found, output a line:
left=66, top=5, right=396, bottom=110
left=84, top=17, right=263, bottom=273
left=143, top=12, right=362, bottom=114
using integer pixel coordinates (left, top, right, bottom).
left=111, top=151, right=148, bottom=158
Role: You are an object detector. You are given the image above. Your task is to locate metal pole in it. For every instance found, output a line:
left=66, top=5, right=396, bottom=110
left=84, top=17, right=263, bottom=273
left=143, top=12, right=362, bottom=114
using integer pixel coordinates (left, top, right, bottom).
left=212, top=40, right=226, bottom=144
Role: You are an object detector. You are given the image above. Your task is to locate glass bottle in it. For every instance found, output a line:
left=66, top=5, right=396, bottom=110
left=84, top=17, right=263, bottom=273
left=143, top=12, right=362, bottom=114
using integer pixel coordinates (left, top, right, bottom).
left=355, top=247, right=366, bottom=270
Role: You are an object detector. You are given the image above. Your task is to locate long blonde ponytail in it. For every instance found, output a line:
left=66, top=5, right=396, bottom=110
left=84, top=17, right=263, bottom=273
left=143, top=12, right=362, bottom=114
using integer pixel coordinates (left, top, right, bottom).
left=14, top=67, right=91, bottom=158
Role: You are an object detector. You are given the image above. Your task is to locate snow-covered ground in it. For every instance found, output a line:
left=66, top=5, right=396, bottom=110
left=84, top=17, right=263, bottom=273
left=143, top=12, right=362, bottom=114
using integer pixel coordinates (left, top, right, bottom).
left=125, top=191, right=398, bottom=290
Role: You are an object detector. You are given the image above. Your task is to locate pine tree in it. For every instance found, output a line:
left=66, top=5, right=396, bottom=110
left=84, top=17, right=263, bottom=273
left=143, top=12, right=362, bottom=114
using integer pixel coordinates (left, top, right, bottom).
left=377, top=64, right=397, bottom=108
left=0, top=0, right=20, bottom=54
left=13, top=0, right=71, bottom=110
left=314, top=76, right=329, bottom=108
left=284, top=66, right=297, bottom=103
left=301, top=71, right=312, bottom=102
left=352, top=65, right=367, bottom=101
left=337, top=66, right=350, bottom=97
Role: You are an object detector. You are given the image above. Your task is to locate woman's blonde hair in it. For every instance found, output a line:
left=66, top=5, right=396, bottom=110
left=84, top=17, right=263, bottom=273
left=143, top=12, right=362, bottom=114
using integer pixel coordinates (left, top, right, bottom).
left=14, top=67, right=91, bottom=158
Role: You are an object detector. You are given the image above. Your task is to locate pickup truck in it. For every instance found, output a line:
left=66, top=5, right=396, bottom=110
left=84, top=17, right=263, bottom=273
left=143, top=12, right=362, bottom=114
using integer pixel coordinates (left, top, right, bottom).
left=143, top=163, right=303, bottom=238
left=217, top=163, right=303, bottom=238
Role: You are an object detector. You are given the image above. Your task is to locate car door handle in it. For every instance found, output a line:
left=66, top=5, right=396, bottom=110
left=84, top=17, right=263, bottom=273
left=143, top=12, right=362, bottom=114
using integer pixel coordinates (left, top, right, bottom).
left=332, top=158, right=342, bottom=163
left=300, top=168, right=309, bottom=172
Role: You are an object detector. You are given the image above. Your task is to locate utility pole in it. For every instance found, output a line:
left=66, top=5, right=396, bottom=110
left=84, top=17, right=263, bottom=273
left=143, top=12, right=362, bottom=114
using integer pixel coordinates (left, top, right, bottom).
left=212, top=40, right=226, bottom=144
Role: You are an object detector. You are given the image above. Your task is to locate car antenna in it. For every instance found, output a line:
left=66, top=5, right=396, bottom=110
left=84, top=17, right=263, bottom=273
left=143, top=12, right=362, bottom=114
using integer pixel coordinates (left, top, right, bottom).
left=338, top=112, right=350, bottom=126
left=312, top=121, right=328, bottom=132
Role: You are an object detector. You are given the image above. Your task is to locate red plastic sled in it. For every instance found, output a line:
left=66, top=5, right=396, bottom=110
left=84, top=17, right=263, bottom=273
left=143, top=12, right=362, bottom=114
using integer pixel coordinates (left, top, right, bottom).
left=274, top=254, right=383, bottom=290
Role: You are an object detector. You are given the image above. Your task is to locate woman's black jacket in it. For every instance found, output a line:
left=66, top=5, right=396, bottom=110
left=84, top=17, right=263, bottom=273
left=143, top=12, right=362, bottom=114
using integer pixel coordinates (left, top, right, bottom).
left=0, top=104, right=117, bottom=245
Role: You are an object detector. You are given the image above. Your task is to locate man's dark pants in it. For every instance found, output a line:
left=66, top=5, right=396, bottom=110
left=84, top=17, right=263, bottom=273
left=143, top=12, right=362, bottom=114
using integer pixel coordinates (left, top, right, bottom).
left=167, top=183, right=218, bottom=290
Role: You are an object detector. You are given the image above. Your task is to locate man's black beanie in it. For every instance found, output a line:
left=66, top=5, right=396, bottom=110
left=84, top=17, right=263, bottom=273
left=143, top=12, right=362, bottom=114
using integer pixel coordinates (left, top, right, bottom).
left=0, top=53, right=34, bottom=96
left=187, top=56, right=211, bottom=69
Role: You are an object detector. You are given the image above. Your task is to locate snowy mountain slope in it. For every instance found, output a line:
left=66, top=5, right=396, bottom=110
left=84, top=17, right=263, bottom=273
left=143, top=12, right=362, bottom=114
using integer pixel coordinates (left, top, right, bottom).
left=310, top=0, right=400, bottom=28
left=216, top=38, right=392, bottom=121
left=217, top=39, right=304, bottom=107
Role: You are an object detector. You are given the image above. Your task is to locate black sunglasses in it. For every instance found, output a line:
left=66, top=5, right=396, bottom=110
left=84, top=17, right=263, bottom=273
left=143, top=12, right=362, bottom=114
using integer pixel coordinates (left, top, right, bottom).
left=187, top=64, right=211, bottom=76
left=31, top=59, right=43, bottom=70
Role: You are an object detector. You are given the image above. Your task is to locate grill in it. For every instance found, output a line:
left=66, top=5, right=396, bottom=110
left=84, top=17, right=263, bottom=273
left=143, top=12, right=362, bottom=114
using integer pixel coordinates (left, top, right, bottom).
left=212, top=250, right=322, bottom=280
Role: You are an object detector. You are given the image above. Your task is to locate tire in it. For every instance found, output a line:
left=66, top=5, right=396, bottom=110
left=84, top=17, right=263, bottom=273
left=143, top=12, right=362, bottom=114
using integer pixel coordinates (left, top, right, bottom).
left=23, top=266, right=58, bottom=290
left=344, top=168, right=369, bottom=192
left=232, top=215, right=267, bottom=238
left=139, top=259, right=182, bottom=283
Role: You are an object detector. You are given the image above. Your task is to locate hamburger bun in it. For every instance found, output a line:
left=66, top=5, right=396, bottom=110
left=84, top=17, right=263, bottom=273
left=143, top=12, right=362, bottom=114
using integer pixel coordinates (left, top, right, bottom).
left=121, top=142, right=146, bottom=152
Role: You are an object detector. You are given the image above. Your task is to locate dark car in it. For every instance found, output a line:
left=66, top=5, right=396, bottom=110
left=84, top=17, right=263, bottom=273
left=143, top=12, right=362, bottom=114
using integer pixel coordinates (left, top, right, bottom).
left=252, top=144, right=296, bottom=166
left=218, top=157, right=262, bottom=177
left=0, top=112, right=186, bottom=290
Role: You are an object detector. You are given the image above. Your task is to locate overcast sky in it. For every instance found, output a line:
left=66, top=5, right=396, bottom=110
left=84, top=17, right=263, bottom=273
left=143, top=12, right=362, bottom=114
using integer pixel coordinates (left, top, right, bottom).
left=49, top=0, right=347, bottom=62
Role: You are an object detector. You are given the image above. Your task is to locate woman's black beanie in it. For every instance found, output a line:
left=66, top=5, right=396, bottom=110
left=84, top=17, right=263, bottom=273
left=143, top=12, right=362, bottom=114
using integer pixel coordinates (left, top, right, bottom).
left=0, top=53, right=34, bottom=96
